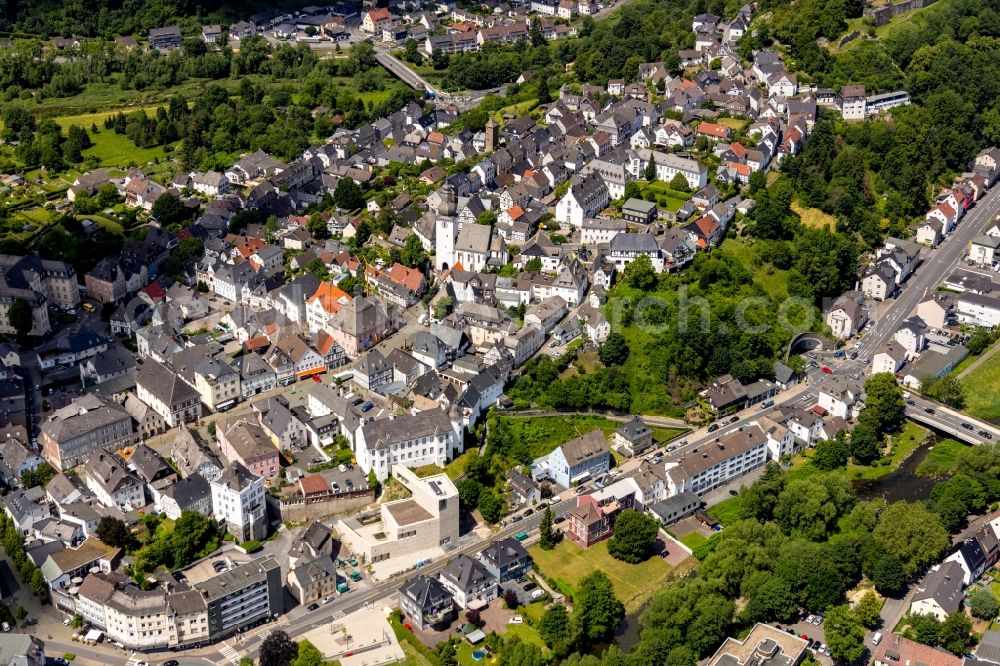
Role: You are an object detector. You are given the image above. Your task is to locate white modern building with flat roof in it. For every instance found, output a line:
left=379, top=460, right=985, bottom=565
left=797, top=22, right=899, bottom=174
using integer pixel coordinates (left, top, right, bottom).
left=337, top=466, right=458, bottom=571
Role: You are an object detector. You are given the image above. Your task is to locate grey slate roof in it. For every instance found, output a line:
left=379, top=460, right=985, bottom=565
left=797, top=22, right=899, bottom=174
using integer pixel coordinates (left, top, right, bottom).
left=361, top=409, right=454, bottom=452
left=137, top=358, right=201, bottom=407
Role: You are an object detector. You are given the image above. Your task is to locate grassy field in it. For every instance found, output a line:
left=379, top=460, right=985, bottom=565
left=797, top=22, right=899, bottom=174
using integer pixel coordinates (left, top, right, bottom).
left=792, top=200, right=837, bottom=230
left=494, top=99, right=539, bottom=121
left=85, top=129, right=172, bottom=167
left=717, top=117, right=749, bottom=131
left=500, top=415, right=686, bottom=460
left=529, top=538, right=676, bottom=612
left=719, top=238, right=792, bottom=300
left=414, top=449, right=478, bottom=480
left=400, top=640, right=434, bottom=666
left=835, top=0, right=950, bottom=52
left=916, top=438, right=969, bottom=476
left=959, top=348, right=1000, bottom=420
left=640, top=180, right=692, bottom=212
left=679, top=531, right=707, bottom=550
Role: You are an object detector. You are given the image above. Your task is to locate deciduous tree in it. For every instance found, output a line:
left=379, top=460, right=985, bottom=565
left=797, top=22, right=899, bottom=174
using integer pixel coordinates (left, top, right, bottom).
left=7, top=298, right=32, bottom=337
left=598, top=332, right=630, bottom=366
left=260, top=630, right=297, bottom=666
left=573, top=571, right=624, bottom=644
left=608, top=509, right=659, bottom=563
left=970, top=588, right=999, bottom=620
left=824, top=605, right=865, bottom=663
left=853, top=591, right=882, bottom=628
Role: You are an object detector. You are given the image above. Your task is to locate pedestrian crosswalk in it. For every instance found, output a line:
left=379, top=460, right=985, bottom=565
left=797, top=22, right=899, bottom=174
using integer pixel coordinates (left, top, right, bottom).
left=219, top=642, right=242, bottom=666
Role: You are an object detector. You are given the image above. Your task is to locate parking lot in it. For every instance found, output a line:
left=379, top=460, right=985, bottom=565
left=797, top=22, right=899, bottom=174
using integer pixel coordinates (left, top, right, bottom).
left=778, top=615, right=831, bottom=660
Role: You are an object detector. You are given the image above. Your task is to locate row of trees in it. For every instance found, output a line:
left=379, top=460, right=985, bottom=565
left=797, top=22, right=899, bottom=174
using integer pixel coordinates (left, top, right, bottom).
left=0, top=513, right=48, bottom=599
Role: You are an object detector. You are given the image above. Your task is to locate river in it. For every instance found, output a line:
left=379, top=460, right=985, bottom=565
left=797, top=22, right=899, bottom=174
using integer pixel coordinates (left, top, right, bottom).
left=853, top=437, right=940, bottom=503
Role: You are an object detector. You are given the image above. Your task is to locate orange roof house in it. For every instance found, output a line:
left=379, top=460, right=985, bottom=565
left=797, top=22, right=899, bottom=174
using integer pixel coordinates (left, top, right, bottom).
left=697, top=121, right=732, bottom=139
left=307, top=282, right=352, bottom=316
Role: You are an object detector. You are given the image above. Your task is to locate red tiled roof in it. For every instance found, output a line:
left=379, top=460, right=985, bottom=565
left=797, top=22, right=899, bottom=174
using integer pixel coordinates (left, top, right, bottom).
left=300, top=474, right=329, bottom=494
left=698, top=122, right=730, bottom=138
left=386, top=262, right=424, bottom=292
left=140, top=283, right=166, bottom=301
left=244, top=336, right=270, bottom=351
left=307, top=282, right=352, bottom=315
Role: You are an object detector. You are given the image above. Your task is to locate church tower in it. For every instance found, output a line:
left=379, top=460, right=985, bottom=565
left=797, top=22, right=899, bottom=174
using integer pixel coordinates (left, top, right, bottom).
left=485, top=116, right=499, bottom=153
left=435, top=184, right=459, bottom=270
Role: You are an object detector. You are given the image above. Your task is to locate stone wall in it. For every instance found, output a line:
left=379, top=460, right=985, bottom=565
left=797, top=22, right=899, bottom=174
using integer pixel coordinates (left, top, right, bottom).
left=863, top=0, right=936, bottom=26
left=266, top=488, right=374, bottom=522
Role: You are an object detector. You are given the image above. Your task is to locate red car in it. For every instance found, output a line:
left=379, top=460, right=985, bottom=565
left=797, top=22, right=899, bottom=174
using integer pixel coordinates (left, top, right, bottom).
left=312, top=374, right=322, bottom=383
left=821, top=365, right=832, bottom=374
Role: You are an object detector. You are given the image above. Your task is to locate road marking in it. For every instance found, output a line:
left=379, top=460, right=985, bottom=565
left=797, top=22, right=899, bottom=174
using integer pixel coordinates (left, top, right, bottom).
left=219, top=642, right=242, bottom=666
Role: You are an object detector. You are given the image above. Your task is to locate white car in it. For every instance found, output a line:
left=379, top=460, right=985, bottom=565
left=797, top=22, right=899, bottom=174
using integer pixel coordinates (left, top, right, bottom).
left=322, top=596, right=334, bottom=604
left=549, top=496, right=561, bottom=504
left=531, top=589, right=545, bottom=599
left=508, top=616, right=524, bottom=624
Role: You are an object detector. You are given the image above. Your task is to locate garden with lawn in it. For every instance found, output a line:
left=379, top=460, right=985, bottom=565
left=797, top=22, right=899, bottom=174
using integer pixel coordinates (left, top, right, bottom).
left=528, top=538, right=678, bottom=612
left=959, top=349, right=1000, bottom=420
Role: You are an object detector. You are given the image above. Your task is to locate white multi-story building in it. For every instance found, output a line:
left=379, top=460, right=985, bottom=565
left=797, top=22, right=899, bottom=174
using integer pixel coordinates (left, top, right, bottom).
left=135, top=358, right=203, bottom=427
left=337, top=466, right=459, bottom=568
left=555, top=172, right=610, bottom=227
left=840, top=85, right=867, bottom=120
left=580, top=218, right=626, bottom=245
left=81, top=452, right=144, bottom=511
left=210, top=463, right=267, bottom=542
left=647, top=151, right=708, bottom=189
left=663, top=424, right=768, bottom=496
left=355, top=408, right=462, bottom=482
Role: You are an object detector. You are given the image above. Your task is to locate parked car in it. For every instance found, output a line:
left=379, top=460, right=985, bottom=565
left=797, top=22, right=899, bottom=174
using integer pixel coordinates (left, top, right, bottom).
left=307, top=603, right=319, bottom=611
left=554, top=516, right=565, bottom=524
left=511, top=514, right=523, bottom=522
left=707, top=424, right=719, bottom=433
left=531, top=589, right=545, bottom=599
left=509, top=616, right=524, bottom=624
left=523, top=508, right=534, bottom=517
left=549, top=496, right=561, bottom=504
